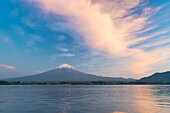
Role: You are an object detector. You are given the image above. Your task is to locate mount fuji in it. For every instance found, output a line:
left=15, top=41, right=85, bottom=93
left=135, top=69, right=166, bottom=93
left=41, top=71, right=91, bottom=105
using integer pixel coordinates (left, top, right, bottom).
left=4, top=64, right=135, bottom=82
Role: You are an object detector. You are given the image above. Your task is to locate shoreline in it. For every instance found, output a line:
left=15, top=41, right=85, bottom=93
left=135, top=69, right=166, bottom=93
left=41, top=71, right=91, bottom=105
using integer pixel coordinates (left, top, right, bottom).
left=1, top=81, right=170, bottom=85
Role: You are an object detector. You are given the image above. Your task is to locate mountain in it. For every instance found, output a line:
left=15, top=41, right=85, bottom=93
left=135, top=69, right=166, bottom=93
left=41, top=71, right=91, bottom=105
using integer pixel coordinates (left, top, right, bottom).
left=139, top=71, right=170, bottom=83
left=4, top=64, right=135, bottom=82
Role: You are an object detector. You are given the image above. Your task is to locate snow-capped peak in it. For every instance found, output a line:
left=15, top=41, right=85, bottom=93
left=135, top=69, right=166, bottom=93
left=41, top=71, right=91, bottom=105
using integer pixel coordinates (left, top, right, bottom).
left=57, top=64, right=75, bottom=70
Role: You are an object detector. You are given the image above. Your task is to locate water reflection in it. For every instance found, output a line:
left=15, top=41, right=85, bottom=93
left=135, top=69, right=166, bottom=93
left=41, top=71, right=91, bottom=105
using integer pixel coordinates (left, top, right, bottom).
left=0, top=85, right=169, bottom=113
left=132, top=85, right=161, bottom=113
left=133, top=85, right=170, bottom=113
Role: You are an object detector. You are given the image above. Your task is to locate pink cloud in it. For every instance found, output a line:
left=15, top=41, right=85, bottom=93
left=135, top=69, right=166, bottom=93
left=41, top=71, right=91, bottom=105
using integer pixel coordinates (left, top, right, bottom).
left=36, top=70, right=44, bottom=73
left=0, top=64, right=16, bottom=70
left=4, top=37, right=12, bottom=42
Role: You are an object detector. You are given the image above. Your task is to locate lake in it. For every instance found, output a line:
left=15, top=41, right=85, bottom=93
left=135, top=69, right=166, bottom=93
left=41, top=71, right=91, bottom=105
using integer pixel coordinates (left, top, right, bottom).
left=0, top=85, right=170, bottom=113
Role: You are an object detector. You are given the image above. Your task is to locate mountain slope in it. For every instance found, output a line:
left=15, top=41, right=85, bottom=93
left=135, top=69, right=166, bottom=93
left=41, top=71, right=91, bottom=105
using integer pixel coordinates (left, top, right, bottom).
left=139, top=71, right=170, bottom=83
left=4, top=64, right=136, bottom=82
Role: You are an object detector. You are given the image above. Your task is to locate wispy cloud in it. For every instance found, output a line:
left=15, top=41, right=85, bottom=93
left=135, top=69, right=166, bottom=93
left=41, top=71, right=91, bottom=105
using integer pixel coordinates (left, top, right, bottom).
left=137, top=37, right=170, bottom=48
left=60, top=53, right=75, bottom=57
left=4, top=37, right=12, bottom=42
left=31, top=0, right=169, bottom=75
left=9, top=8, right=19, bottom=17
left=57, top=35, right=66, bottom=40
left=27, top=34, right=43, bottom=46
left=21, top=17, right=36, bottom=28
left=0, top=64, right=16, bottom=70
left=56, top=47, right=69, bottom=52
left=51, top=53, right=75, bottom=60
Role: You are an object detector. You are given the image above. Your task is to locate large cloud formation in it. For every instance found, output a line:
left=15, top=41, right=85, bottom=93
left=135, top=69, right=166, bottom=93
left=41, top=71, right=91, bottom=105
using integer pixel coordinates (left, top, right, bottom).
left=31, top=0, right=169, bottom=76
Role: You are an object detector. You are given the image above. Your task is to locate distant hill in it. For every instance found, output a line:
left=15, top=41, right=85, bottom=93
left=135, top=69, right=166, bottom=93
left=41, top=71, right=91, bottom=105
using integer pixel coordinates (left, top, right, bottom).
left=139, top=71, right=170, bottom=83
left=4, top=64, right=135, bottom=82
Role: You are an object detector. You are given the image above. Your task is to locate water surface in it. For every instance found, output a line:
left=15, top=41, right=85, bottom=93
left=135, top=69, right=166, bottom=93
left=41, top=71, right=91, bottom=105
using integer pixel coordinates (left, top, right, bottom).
left=0, top=85, right=170, bottom=113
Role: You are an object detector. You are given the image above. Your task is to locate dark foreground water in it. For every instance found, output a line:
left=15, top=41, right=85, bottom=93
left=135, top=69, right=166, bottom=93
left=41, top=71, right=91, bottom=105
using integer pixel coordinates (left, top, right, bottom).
left=0, top=85, right=170, bottom=113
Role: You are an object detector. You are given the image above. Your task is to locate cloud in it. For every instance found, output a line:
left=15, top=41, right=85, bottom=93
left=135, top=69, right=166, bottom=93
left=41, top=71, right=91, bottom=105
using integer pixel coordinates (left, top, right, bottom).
left=137, top=37, right=170, bottom=48
left=4, top=37, right=12, bottom=42
left=57, top=48, right=69, bottom=52
left=59, top=53, right=75, bottom=57
left=57, top=35, right=66, bottom=40
left=27, top=34, right=43, bottom=46
left=51, top=53, right=75, bottom=60
left=21, top=18, right=36, bottom=28
left=0, top=64, right=16, bottom=70
left=9, top=8, right=19, bottom=17
left=31, top=0, right=169, bottom=75
left=36, top=70, right=44, bottom=73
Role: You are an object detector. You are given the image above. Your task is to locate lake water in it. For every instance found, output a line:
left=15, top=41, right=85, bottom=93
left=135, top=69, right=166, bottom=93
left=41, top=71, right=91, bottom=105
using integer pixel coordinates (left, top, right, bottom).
left=0, top=85, right=170, bottom=113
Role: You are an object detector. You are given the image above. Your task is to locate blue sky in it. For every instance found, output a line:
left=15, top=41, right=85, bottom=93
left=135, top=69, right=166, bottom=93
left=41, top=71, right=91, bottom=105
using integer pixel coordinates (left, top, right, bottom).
left=0, top=0, right=170, bottom=79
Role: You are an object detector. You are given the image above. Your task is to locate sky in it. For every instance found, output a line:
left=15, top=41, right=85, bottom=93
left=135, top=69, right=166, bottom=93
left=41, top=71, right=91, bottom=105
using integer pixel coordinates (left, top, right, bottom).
left=0, top=0, right=170, bottom=79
